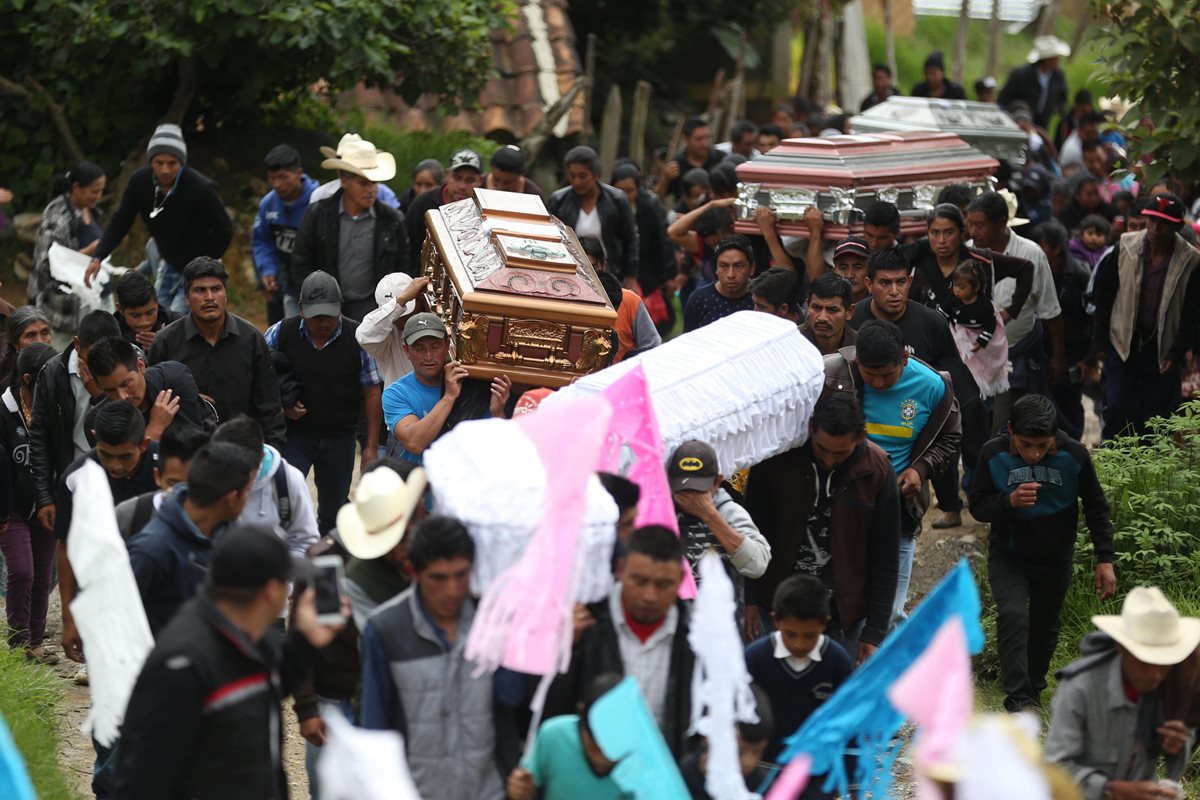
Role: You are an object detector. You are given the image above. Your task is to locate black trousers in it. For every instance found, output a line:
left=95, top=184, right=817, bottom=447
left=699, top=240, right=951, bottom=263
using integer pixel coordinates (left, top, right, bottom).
left=988, top=546, right=1073, bottom=710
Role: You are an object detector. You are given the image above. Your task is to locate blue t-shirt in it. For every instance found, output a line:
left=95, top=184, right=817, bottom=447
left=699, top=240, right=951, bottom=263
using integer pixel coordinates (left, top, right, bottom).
left=862, top=359, right=945, bottom=473
left=523, top=715, right=629, bottom=800
left=382, top=372, right=444, bottom=464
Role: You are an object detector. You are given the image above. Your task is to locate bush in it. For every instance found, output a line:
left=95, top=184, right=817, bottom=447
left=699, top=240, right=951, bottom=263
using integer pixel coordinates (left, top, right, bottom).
left=0, top=648, right=79, bottom=799
left=1073, top=402, right=1200, bottom=590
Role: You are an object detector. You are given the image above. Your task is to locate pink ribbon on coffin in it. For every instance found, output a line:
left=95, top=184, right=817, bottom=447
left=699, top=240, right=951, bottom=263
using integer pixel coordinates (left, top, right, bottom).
left=765, top=754, right=813, bottom=800
left=597, top=364, right=697, bottom=599
left=464, top=394, right=613, bottom=676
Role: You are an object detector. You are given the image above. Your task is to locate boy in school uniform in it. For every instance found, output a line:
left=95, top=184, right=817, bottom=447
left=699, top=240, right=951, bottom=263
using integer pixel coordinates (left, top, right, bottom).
left=969, top=393, right=1117, bottom=713
left=745, top=575, right=853, bottom=765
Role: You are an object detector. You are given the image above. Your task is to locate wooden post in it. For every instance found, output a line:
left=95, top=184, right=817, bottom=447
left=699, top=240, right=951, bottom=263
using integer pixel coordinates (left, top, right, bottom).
left=598, top=85, right=622, bottom=180
left=986, top=0, right=1001, bottom=78
left=723, top=78, right=743, bottom=143
left=953, top=0, right=970, bottom=86
left=519, top=79, right=586, bottom=167
left=883, top=0, right=897, bottom=82
left=734, top=31, right=747, bottom=124
left=705, top=68, right=726, bottom=121
left=628, top=81, right=652, bottom=168
left=582, top=33, right=597, bottom=138
left=799, top=14, right=818, bottom=103
left=814, top=8, right=834, bottom=108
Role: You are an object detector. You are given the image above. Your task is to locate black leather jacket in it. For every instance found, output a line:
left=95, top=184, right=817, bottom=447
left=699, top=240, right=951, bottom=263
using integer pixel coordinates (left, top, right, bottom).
left=30, top=346, right=90, bottom=509
left=547, top=182, right=640, bottom=281
left=289, top=189, right=411, bottom=292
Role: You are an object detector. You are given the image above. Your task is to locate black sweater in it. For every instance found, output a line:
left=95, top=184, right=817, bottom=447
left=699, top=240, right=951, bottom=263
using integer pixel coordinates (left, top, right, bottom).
left=94, top=166, right=232, bottom=269
left=969, top=431, right=1114, bottom=564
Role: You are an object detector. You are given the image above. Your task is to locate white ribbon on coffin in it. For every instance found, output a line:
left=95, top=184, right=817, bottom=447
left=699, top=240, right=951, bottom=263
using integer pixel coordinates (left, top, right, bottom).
left=47, top=242, right=128, bottom=314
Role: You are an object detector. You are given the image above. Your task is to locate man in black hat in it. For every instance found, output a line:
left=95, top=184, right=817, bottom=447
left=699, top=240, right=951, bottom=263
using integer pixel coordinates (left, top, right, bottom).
left=115, top=526, right=345, bottom=799
left=1090, top=194, right=1200, bottom=439
left=668, top=440, right=770, bottom=624
left=265, top=271, right=383, bottom=533
left=405, top=148, right=483, bottom=267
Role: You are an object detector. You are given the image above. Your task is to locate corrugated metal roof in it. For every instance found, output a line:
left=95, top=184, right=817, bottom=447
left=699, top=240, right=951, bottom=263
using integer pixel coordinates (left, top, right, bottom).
left=343, top=0, right=585, bottom=142
left=913, top=0, right=1039, bottom=23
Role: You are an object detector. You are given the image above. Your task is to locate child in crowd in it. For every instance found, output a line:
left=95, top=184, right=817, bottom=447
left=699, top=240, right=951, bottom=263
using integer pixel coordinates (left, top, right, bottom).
left=744, top=575, right=852, bottom=766
left=679, top=685, right=774, bottom=799
left=506, top=673, right=626, bottom=800
left=947, top=259, right=1010, bottom=399
left=968, top=394, right=1115, bottom=714
left=1068, top=214, right=1111, bottom=272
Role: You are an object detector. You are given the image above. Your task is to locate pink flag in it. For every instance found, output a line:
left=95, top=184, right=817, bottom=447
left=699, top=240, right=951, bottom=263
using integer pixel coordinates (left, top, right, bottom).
left=887, top=616, right=973, bottom=798
left=598, top=365, right=697, bottom=598
left=765, top=754, right=812, bottom=800
left=465, top=394, right=612, bottom=676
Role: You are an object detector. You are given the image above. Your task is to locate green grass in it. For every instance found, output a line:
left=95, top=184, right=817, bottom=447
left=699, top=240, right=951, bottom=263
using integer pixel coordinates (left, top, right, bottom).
left=0, top=647, right=80, bottom=799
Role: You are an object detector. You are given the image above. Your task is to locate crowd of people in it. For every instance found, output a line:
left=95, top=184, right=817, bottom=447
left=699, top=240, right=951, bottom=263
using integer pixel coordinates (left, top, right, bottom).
left=0, top=46, right=1198, bottom=797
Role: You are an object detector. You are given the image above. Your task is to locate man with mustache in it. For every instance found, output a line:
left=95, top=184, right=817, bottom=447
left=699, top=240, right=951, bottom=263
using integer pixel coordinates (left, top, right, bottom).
left=290, top=135, right=411, bottom=322
left=149, top=258, right=286, bottom=448
left=799, top=273, right=857, bottom=355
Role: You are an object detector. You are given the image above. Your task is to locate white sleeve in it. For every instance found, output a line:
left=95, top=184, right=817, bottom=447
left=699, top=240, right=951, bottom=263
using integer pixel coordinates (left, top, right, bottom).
left=284, top=464, right=320, bottom=556
left=356, top=300, right=406, bottom=348
left=1031, top=255, right=1063, bottom=320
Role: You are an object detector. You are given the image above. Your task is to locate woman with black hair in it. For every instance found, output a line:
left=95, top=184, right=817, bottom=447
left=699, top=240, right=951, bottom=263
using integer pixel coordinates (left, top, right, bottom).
left=610, top=162, right=675, bottom=294
left=29, top=161, right=107, bottom=338
left=0, top=341, right=58, bottom=663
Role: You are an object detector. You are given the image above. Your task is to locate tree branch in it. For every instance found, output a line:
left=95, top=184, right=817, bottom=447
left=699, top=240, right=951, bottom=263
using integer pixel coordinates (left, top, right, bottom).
left=162, top=56, right=197, bottom=125
left=0, top=73, right=85, bottom=163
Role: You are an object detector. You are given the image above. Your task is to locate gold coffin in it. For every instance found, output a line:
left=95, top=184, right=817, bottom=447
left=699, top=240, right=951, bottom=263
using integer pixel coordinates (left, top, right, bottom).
left=420, top=188, right=617, bottom=388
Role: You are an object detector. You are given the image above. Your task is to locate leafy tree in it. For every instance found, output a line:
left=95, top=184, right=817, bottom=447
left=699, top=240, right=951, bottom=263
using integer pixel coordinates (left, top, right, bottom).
left=1089, top=0, right=1200, bottom=186
left=0, top=0, right=512, bottom=208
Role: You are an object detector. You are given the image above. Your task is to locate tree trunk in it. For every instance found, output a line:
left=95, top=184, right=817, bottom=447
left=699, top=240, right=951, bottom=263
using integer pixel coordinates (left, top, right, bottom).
left=986, top=0, right=1002, bottom=78
left=814, top=8, right=834, bottom=108
left=799, top=14, right=820, bottom=104
left=1037, top=0, right=1061, bottom=38
left=953, top=0, right=970, bottom=86
left=1070, top=10, right=1091, bottom=55
left=0, top=74, right=85, bottom=164
left=582, top=33, right=597, bottom=137
left=162, top=56, right=197, bottom=126
left=883, top=0, right=898, bottom=81
left=833, top=10, right=846, bottom=109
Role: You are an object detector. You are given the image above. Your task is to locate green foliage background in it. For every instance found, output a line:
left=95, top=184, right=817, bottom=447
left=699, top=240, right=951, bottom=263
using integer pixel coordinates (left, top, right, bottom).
left=0, top=0, right=512, bottom=212
left=0, top=647, right=78, bottom=799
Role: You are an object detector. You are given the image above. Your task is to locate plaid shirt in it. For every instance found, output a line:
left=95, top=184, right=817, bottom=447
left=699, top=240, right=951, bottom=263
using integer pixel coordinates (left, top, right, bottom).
left=264, top=319, right=381, bottom=386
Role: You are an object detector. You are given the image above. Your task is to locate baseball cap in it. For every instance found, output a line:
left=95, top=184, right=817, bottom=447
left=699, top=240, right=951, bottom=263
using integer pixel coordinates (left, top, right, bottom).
left=299, top=271, right=342, bottom=319
left=448, top=149, right=483, bottom=173
left=974, top=76, right=997, bottom=94
left=374, top=272, right=417, bottom=314
left=208, top=526, right=315, bottom=589
left=667, top=440, right=720, bottom=492
left=402, top=312, right=447, bottom=345
left=1143, top=193, right=1185, bottom=224
left=833, top=236, right=870, bottom=262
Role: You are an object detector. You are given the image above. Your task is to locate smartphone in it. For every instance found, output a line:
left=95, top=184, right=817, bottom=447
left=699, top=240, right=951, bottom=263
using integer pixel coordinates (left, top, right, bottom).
left=310, top=554, right=345, bottom=625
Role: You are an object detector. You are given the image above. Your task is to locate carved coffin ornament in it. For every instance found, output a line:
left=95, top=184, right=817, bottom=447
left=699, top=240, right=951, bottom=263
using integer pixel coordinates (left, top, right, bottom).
left=420, top=188, right=617, bottom=388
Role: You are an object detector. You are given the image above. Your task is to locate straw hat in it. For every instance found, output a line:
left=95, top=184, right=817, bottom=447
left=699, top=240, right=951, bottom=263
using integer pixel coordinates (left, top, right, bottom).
left=1026, top=36, right=1071, bottom=64
left=336, top=467, right=427, bottom=559
left=320, top=133, right=396, bottom=182
left=998, top=189, right=1029, bottom=228
left=1093, top=587, right=1200, bottom=666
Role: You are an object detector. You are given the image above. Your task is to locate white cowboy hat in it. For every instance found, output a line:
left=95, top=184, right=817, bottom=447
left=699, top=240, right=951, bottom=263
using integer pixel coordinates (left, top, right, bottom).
left=1026, top=36, right=1071, bottom=64
left=1093, top=587, right=1200, bottom=666
left=997, top=189, right=1030, bottom=228
left=336, top=467, right=427, bottom=560
left=320, top=133, right=396, bottom=182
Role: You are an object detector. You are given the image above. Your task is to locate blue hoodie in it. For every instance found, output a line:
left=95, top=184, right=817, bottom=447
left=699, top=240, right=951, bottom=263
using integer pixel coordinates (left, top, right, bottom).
left=127, top=485, right=232, bottom=637
left=251, top=174, right=320, bottom=281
